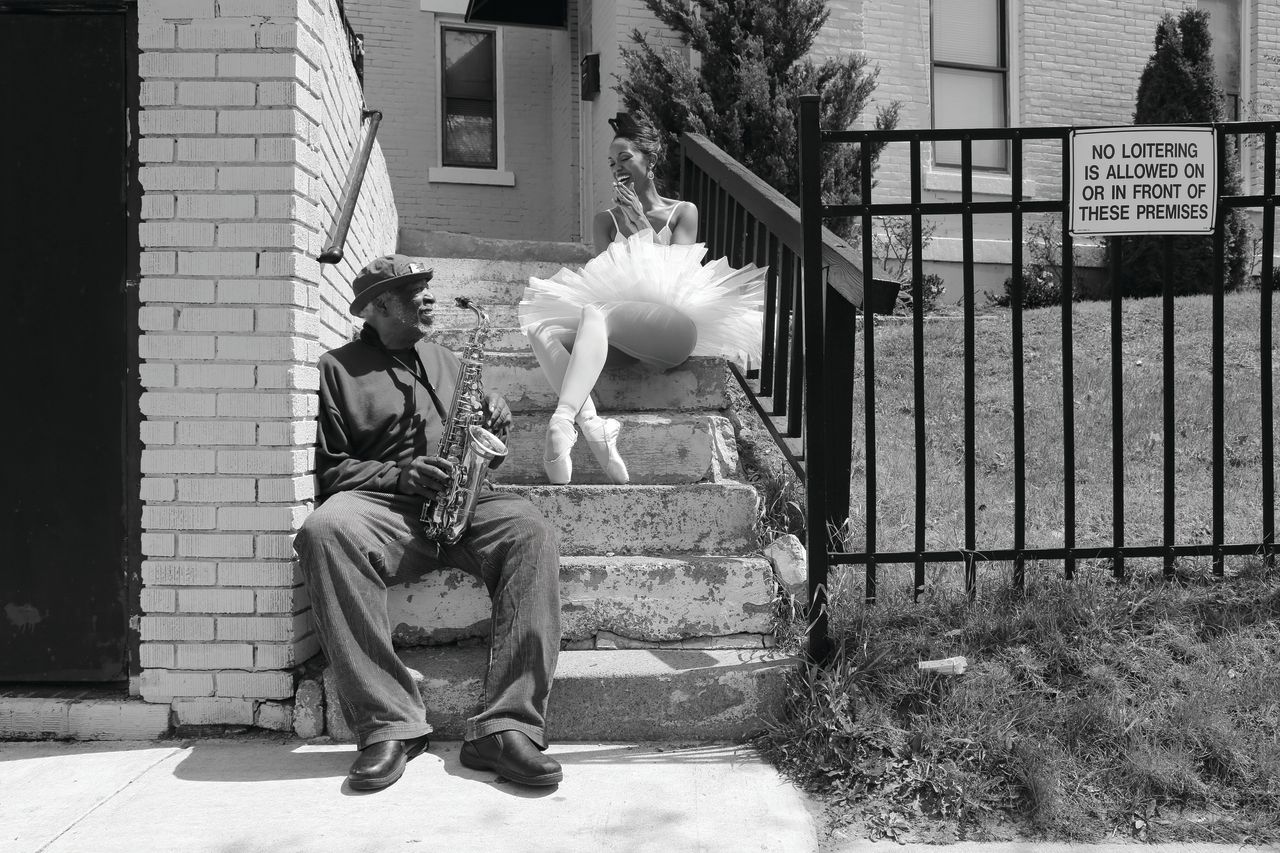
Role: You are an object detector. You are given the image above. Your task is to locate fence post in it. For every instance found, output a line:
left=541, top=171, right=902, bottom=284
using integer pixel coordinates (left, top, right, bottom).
left=799, top=94, right=830, bottom=663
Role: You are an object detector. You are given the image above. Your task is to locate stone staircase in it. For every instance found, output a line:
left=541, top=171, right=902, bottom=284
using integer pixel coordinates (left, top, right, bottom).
left=324, top=233, right=793, bottom=742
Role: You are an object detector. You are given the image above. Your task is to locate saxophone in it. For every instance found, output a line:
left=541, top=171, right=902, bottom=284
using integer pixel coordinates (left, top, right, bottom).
left=420, top=297, right=508, bottom=544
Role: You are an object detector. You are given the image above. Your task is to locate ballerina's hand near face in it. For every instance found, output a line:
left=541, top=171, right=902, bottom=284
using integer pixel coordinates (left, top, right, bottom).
left=612, top=177, right=650, bottom=232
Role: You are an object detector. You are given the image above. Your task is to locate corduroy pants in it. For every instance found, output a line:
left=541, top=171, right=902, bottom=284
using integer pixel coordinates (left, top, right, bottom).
left=294, top=488, right=561, bottom=750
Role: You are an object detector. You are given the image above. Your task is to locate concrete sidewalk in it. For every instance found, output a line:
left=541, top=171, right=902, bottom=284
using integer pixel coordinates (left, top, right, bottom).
left=1, top=738, right=817, bottom=853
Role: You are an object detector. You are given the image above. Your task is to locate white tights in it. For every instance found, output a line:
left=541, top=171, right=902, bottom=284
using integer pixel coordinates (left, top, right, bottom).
left=525, top=306, right=611, bottom=426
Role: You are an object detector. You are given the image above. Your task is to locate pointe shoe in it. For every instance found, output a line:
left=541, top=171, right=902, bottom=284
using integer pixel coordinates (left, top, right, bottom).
left=543, top=416, right=577, bottom=484
left=578, top=415, right=629, bottom=484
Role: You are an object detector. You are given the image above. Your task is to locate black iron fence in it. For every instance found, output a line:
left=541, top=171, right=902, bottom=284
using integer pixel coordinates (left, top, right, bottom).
left=796, top=94, right=1277, bottom=662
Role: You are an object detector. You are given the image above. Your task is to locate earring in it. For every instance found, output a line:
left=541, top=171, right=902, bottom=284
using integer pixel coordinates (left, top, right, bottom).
left=647, top=169, right=654, bottom=179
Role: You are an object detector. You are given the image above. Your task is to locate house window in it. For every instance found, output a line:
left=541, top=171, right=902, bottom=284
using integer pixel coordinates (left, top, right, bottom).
left=441, top=25, right=498, bottom=168
left=931, top=0, right=1008, bottom=170
left=1198, top=0, right=1241, bottom=120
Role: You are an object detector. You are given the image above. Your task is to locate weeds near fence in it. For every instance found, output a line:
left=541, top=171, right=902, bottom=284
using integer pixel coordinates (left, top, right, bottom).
left=757, top=558, right=1280, bottom=844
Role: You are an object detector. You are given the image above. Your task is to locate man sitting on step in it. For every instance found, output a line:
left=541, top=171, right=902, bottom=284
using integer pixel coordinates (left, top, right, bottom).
left=295, top=254, right=564, bottom=791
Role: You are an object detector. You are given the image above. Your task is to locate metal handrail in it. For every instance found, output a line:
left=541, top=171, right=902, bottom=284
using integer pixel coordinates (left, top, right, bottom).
left=319, top=109, right=382, bottom=265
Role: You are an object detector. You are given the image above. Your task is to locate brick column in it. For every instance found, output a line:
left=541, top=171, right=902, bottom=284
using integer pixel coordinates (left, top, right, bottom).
left=135, top=0, right=396, bottom=730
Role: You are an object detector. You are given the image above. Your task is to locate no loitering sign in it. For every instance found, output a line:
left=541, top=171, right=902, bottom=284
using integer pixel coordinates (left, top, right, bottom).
left=1069, top=126, right=1218, bottom=236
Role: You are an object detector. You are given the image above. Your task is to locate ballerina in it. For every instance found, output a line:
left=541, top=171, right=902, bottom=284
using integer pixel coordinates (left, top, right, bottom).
left=520, top=111, right=766, bottom=485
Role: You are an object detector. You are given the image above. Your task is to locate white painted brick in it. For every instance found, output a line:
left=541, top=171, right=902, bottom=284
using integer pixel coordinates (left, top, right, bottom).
left=138, top=0, right=214, bottom=19
left=139, top=306, right=176, bottom=330
left=171, top=697, right=256, bottom=726
left=139, top=23, right=176, bottom=49
left=139, top=335, right=216, bottom=360
left=140, top=616, right=215, bottom=642
left=179, top=364, right=257, bottom=388
left=176, top=194, right=255, bottom=219
left=139, top=111, right=217, bottom=137
left=178, top=80, right=256, bottom=106
left=138, top=52, right=216, bottom=78
left=139, top=643, right=176, bottom=669
left=140, top=420, right=177, bottom=444
left=177, top=251, right=258, bottom=276
left=175, top=643, right=255, bottom=669
left=216, top=671, right=293, bottom=699
left=217, top=108, right=310, bottom=136
left=141, top=588, right=177, bottom=613
left=217, top=392, right=311, bottom=419
left=177, top=306, right=256, bottom=332
left=257, top=81, right=320, bottom=121
left=220, top=0, right=306, bottom=17
left=256, top=194, right=319, bottom=225
left=255, top=534, right=297, bottom=560
left=142, top=533, right=176, bottom=558
left=139, top=138, right=175, bottom=162
left=140, top=278, right=216, bottom=303
left=176, top=421, right=258, bottom=446
left=255, top=137, right=304, bottom=163
left=257, top=420, right=316, bottom=446
left=140, top=670, right=215, bottom=703
left=255, top=585, right=308, bottom=614
left=216, top=335, right=308, bottom=361
left=143, top=560, right=218, bottom=586
left=178, top=533, right=256, bottom=558
left=177, top=20, right=259, bottom=49
left=218, top=561, right=300, bottom=587
left=141, top=252, right=177, bottom=275
left=140, top=449, right=217, bottom=475
left=254, top=632, right=319, bottom=669
left=256, top=251, right=319, bottom=280
left=257, top=475, right=315, bottom=503
left=143, top=505, right=218, bottom=530
left=217, top=449, right=310, bottom=476
left=253, top=307, right=313, bottom=334
left=139, top=164, right=217, bottom=191
left=139, top=392, right=217, bottom=418
left=176, top=137, right=256, bottom=162
left=218, top=278, right=308, bottom=305
left=218, top=505, right=307, bottom=532
left=216, top=613, right=308, bottom=642
left=217, top=222, right=306, bottom=249
left=218, top=165, right=305, bottom=192
left=178, top=477, right=257, bottom=502
left=141, top=194, right=176, bottom=219
left=140, top=478, right=177, bottom=502
left=140, top=222, right=215, bottom=247
left=177, top=588, right=256, bottom=614
left=255, top=364, right=319, bottom=390
left=216, top=52, right=308, bottom=82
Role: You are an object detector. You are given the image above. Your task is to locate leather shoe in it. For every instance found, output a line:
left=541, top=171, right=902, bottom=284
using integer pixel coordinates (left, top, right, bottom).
left=460, top=730, right=563, bottom=786
left=347, top=734, right=431, bottom=791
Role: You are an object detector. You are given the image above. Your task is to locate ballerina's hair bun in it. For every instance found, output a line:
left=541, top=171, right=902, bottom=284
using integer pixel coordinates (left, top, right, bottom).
left=608, top=111, right=663, bottom=167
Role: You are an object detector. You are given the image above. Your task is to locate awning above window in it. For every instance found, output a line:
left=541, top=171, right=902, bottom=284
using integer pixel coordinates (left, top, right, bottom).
left=464, top=0, right=567, bottom=28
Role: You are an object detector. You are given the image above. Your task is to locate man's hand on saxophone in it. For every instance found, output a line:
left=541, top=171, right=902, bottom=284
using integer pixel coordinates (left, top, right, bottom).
left=481, top=390, right=512, bottom=439
left=397, top=456, right=455, bottom=498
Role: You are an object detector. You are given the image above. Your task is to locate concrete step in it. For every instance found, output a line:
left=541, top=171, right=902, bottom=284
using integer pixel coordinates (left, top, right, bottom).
left=430, top=278, right=528, bottom=309
left=398, top=227, right=594, bottom=265
left=495, top=483, right=759, bottom=555
left=417, top=256, right=573, bottom=285
left=435, top=325, right=529, bottom=353
left=324, top=646, right=795, bottom=742
left=494, top=413, right=739, bottom=485
left=434, top=300, right=522, bottom=329
left=486, top=353, right=729, bottom=412
left=387, top=555, right=776, bottom=646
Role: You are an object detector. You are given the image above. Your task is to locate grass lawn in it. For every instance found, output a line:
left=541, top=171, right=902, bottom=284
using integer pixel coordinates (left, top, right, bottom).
left=741, top=290, right=1279, bottom=845
left=840, top=290, right=1277, bottom=584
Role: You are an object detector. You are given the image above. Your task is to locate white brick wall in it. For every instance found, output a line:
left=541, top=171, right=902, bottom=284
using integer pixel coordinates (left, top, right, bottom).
left=136, top=0, right=397, bottom=717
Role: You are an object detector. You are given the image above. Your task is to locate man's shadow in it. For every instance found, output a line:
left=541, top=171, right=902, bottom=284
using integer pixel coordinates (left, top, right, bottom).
left=170, top=738, right=556, bottom=799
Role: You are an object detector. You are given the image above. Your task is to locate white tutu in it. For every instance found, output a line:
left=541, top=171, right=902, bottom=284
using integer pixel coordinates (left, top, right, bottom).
left=518, top=231, right=766, bottom=364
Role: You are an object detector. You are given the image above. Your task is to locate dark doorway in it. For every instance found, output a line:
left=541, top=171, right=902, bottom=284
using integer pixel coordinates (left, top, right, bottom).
left=0, top=6, right=136, bottom=680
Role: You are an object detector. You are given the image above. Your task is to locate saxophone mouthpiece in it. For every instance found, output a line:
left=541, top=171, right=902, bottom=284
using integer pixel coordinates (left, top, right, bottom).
left=455, top=297, right=473, bottom=309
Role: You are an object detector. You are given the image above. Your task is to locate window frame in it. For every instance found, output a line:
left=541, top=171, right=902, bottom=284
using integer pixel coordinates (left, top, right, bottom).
left=929, top=0, right=1010, bottom=173
left=430, top=16, right=514, bottom=186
